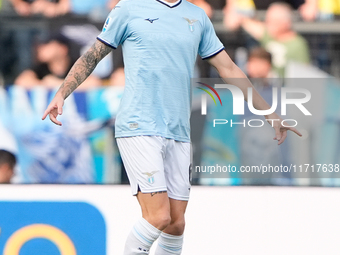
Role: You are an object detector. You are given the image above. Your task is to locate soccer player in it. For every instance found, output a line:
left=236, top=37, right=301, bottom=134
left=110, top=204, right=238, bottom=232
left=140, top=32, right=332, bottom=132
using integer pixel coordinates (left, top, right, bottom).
left=42, top=0, right=302, bottom=254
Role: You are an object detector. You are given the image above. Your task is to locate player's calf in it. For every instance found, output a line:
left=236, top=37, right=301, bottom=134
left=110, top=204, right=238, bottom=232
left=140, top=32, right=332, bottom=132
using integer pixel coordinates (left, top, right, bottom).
left=123, top=191, right=171, bottom=254
left=124, top=217, right=162, bottom=255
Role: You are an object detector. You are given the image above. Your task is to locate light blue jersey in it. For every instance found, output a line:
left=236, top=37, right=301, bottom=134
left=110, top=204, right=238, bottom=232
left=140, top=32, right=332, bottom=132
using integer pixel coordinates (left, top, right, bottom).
left=97, top=0, right=224, bottom=142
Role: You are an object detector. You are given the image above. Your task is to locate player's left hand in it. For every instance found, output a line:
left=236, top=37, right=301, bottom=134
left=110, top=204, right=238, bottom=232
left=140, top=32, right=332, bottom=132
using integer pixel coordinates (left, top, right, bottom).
left=265, top=113, right=302, bottom=145
left=42, top=93, right=64, bottom=126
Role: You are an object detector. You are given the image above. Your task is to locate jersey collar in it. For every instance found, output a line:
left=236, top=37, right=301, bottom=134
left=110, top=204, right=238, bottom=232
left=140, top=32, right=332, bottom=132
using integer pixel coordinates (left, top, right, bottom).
left=156, top=0, right=182, bottom=8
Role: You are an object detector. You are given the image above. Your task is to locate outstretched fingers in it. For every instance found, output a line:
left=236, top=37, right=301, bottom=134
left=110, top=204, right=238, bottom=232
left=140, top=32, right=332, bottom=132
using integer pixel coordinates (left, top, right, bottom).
left=273, top=126, right=302, bottom=145
left=42, top=104, right=63, bottom=126
left=49, top=112, right=62, bottom=126
left=273, top=126, right=282, bottom=141
left=288, top=127, right=302, bottom=137
left=278, top=130, right=287, bottom=145
left=58, top=103, right=63, bottom=115
left=42, top=105, right=54, bottom=120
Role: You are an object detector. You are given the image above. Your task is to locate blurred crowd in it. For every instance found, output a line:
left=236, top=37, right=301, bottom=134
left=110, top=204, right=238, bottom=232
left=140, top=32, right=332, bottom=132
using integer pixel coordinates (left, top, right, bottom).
left=4, top=0, right=120, bottom=17
left=1, top=0, right=340, bottom=87
left=0, top=0, right=340, bottom=184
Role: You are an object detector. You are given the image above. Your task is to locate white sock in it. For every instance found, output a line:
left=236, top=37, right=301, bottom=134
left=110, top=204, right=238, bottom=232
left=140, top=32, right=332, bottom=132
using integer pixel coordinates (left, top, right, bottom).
left=155, top=232, right=184, bottom=255
left=124, top=218, right=162, bottom=255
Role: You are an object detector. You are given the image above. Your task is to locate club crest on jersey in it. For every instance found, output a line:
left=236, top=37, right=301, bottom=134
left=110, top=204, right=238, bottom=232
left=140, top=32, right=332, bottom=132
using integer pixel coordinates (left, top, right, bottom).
left=142, top=171, right=159, bottom=184
left=184, top=17, right=198, bottom=32
left=103, top=17, right=111, bottom=32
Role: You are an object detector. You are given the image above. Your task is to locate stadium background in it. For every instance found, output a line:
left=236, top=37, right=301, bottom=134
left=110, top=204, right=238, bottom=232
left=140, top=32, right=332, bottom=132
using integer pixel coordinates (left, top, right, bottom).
left=0, top=0, right=340, bottom=254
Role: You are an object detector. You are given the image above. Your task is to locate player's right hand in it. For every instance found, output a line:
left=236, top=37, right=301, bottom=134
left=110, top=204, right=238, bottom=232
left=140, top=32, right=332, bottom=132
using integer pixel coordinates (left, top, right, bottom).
left=42, top=93, right=64, bottom=126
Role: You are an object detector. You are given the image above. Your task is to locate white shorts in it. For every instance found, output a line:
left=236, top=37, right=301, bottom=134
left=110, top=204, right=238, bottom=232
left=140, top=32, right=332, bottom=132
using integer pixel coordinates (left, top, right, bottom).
left=117, top=136, right=192, bottom=201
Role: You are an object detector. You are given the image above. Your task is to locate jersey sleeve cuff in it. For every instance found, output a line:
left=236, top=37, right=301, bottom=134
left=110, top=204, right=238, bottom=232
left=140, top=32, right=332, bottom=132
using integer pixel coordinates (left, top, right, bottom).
left=96, top=37, right=117, bottom=49
left=201, top=46, right=225, bottom=60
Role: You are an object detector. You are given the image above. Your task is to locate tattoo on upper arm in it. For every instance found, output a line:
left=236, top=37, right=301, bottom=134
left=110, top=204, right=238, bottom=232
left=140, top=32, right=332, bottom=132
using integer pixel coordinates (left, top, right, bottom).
left=59, top=40, right=112, bottom=99
left=82, top=41, right=111, bottom=73
left=150, top=191, right=167, bottom=197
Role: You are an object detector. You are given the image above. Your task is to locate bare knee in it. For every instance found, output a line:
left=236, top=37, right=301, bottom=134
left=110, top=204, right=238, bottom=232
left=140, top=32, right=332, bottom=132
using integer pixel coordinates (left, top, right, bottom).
left=166, top=218, right=185, bottom=235
left=144, top=211, right=171, bottom=231
left=137, top=191, right=171, bottom=230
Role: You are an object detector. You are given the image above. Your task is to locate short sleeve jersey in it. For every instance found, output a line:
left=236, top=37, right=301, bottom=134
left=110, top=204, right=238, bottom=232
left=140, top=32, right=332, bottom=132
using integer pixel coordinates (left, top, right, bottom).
left=97, top=0, right=224, bottom=142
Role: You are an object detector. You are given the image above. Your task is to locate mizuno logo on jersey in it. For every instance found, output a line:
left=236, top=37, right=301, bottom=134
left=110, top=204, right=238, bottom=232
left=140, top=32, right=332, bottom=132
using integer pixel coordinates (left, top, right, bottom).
left=183, top=17, right=198, bottom=32
left=145, top=18, right=159, bottom=23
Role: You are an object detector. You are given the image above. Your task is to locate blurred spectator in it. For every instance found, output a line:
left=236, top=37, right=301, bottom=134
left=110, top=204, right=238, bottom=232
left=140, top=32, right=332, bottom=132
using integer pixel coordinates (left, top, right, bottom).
left=224, top=0, right=255, bottom=30
left=241, top=47, right=284, bottom=184
left=0, top=73, right=4, bottom=87
left=299, top=0, right=319, bottom=21
left=2, top=0, right=70, bottom=84
left=9, top=0, right=70, bottom=17
left=187, top=0, right=213, bottom=17
left=246, top=47, right=274, bottom=78
left=15, top=34, right=101, bottom=89
left=239, top=2, right=310, bottom=77
left=109, top=67, right=125, bottom=87
left=107, top=0, right=119, bottom=10
left=253, top=0, right=304, bottom=10
left=205, top=0, right=225, bottom=10
left=66, top=0, right=120, bottom=21
left=0, top=150, right=16, bottom=184
left=206, top=0, right=306, bottom=12
left=224, top=0, right=307, bottom=29
left=299, top=0, right=340, bottom=21
left=70, top=0, right=113, bottom=21
left=0, top=123, right=17, bottom=184
left=298, top=0, right=334, bottom=73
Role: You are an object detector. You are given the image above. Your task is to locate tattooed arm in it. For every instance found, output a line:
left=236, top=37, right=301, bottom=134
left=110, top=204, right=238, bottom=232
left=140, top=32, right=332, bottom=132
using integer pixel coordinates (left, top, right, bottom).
left=42, top=40, right=112, bottom=125
left=59, top=40, right=112, bottom=99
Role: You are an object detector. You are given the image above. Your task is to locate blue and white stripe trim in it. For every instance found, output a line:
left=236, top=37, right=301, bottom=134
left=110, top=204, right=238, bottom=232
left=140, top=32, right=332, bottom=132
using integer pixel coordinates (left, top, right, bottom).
left=96, top=37, right=117, bottom=49
left=158, top=243, right=183, bottom=252
left=201, top=46, right=225, bottom=60
left=133, top=227, right=153, bottom=245
left=156, top=0, right=182, bottom=8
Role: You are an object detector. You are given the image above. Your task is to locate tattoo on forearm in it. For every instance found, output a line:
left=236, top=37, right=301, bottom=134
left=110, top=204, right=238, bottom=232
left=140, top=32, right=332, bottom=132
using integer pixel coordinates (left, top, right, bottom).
left=59, top=40, right=112, bottom=99
left=150, top=191, right=167, bottom=197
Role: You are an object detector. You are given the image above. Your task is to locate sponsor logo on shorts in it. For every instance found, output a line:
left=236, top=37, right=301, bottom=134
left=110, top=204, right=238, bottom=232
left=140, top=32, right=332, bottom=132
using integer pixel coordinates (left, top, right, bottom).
left=142, top=171, right=158, bottom=184
left=129, top=123, right=139, bottom=129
